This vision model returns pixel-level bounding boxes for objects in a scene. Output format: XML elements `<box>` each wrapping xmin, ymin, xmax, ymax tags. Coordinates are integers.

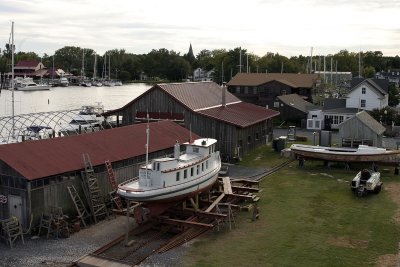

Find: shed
<box><xmin>276</xmin><ymin>93</ymin><xmax>318</xmax><ymax>123</ymax></box>
<box><xmin>0</xmin><ymin>121</ymin><xmax>198</xmax><ymax>227</ymax></box>
<box><xmin>338</xmin><ymin>111</ymin><xmax>385</xmax><ymax>147</ymax></box>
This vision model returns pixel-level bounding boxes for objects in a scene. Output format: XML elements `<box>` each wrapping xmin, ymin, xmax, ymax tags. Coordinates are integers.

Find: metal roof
<box><xmin>277</xmin><ymin>94</ymin><xmax>317</xmax><ymax>113</ymax></box>
<box><xmin>198</xmin><ymin>102</ymin><xmax>280</xmax><ymax>128</ymax></box>
<box><xmin>0</xmin><ymin>121</ymin><xmax>198</xmax><ymax>181</ymax></box>
<box><xmin>157</xmin><ymin>82</ymin><xmax>241</xmax><ymax>111</ymax></box>
<box><xmin>227</xmin><ymin>73</ymin><xmax>318</xmax><ymax>88</ymax></box>
<box><xmin>338</xmin><ymin>110</ymin><xmax>385</xmax><ymax>134</ymax></box>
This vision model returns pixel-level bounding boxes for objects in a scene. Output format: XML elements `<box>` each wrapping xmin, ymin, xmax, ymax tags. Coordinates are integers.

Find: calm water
<box><xmin>0</xmin><ymin>83</ymin><xmax>151</xmax><ymax>117</ymax></box>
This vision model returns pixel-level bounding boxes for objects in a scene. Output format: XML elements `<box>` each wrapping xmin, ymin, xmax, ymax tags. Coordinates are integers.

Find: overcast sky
<box><xmin>0</xmin><ymin>0</ymin><xmax>399</xmax><ymax>57</ymax></box>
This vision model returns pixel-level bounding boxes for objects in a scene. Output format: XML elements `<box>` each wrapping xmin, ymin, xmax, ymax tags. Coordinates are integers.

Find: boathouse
<box><xmin>0</xmin><ymin>121</ymin><xmax>198</xmax><ymax>227</ymax></box>
<box><xmin>338</xmin><ymin>111</ymin><xmax>385</xmax><ymax>147</ymax></box>
<box><xmin>226</xmin><ymin>73</ymin><xmax>319</xmax><ymax>108</ymax></box>
<box><xmin>103</xmin><ymin>81</ymin><xmax>280</xmax><ymax>161</ymax></box>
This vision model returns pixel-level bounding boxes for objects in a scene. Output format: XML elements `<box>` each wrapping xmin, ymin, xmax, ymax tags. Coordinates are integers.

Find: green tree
<box><xmin>388</xmin><ymin>84</ymin><xmax>399</xmax><ymax>107</ymax></box>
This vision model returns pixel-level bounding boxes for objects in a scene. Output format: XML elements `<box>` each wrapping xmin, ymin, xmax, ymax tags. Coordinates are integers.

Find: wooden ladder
<box><xmin>67</xmin><ymin>185</ymin><xmax>89</xmax><ymax>228</ymax></box>
<box><xmin>81</xmin><ymin>153</ymin><xmax>108</xmax><ymax>224</ymax></box>
<box><xmin>105</xmin><ymin>160</ymin><xmax>123</xmax><ymax>210</ymax></box>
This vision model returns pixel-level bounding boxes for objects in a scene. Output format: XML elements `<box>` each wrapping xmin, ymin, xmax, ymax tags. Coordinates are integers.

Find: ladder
<box><xmin>81</xmin><ymin>153</ymin><xmax>108</xmax><ymax>223</ymax></box>
<box><xmin>67</xmin><ymin>185</ymin><xmax>89</xmax><ymax>228</ymax></box>
<box><xmin>105</xmin><ymin>160</ymin><xmax>123</xmax><ymax>210</ymax></box>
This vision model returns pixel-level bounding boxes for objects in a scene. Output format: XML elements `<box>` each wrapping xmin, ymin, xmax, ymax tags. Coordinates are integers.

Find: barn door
<box><xmin>8</xmin><ymin>195</ymin><xmax>23</xmax><ymax>223</ymax></box>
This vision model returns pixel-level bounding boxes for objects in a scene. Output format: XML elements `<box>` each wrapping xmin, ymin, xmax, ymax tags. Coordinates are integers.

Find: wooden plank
<box><xmin>159</xmin><ymin>217</ymin><xmax>214</xmax><ymax>228</ymax></box>
<box><xmin>231</xmin><ymin>185</ymin><xmax>260</xmax><ymax>193</ymax></box>
<box><xmin>222</xmin><ymin>177</ymin><xmax>233</xmax><ymax>195</ymax></box>
<box><xmin>76</xmin><ymin>253</ymin><xmax>131</xmax><ymax>267</ymax></box>
<box><xmin>205</xmin><ymin>193</ymin><xmax>225</xmax><ymax>213</ymax></box>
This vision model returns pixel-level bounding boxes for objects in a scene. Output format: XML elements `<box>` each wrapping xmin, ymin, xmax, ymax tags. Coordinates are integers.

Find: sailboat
<box><xmin>79</xmin><ymin>49</ymin><xmax>91</xmax><ymax>87</ymax></box>
<box><xmin>92</xmin><ymin>53</ymin><xmax>102</xmax><ymax>87</ymax></box>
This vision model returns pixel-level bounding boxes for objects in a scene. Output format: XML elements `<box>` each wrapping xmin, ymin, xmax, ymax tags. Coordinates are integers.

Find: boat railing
<box><xmin>119</xmin><ymin>176</ymin><xmax>139</xmax><ymax>186</ymax></box>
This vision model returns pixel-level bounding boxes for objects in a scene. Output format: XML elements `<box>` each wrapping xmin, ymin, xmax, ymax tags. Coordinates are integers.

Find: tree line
<box><xmin>0</xmin><ymin>45</ymin><xmax>399</xmax><ymax>83</ymax></box>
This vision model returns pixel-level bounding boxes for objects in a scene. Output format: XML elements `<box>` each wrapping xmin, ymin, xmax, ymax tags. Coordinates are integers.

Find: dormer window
<box><xmin>362</xmin><ymin>87</ymin><xmax>366</xmax><ymax>94</ymax></box>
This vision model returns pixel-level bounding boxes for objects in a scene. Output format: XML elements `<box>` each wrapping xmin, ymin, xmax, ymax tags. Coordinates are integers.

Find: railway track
<box><xmin>74</xmin><ymin>161</ymin><xmax>293</xmax><ymax>267</ymax></box>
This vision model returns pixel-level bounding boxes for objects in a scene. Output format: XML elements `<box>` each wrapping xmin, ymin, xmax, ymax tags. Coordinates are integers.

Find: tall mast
<box><xmin>81</xmin><ymin>48</ymin><xmax>85</xmax><ymax>80</ymax></box>
<box><xmin>108</xmin><ymin>54</ymin><xmax>111</xmax><ymax>80</ymax></box>
<box><xmin>145</xmin><ymin>114</ymin><xmax>150</xmax><ymax>186</ymax></box>
<box><xmin>309</xmin><ymin>47</ymin><xmax>313</xmax><ymax>73</ymax></box>
<box><xmin>93</xmin><ymin>53</ymin><xmax>96</xmax><ymax>80</ymax></box>
<box><xmin>11</xmin><ymin>21</ymin><xmax>15</xmax><ymax>139</ymax></box>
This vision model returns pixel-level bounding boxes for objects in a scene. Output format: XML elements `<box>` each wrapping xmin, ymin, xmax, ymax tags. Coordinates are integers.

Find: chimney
<box><xmin>174</xmin><ymin>140</ymin><xmax>180</xmax><ymax>159</ymax></box>
<box><xmin>221</xmin><ymin>82</ymin><xmax>226</xmax><ymax>107</ymax></box>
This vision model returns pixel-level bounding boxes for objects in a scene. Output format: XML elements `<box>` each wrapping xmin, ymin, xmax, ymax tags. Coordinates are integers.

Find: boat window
<box><xmin>184</xmin><ymin>169</ymin><xmax>187</xmax><ymax>179</ymax></box>
<box><xmin>176</xmin><ymin>172</ymin><xmax>180</xmax><ymax>181</ymax></box>
<box><xmin>191</xmin><ymin>167</ymin><xmax>194</xmax><ymax>177</ymax></box>
<box><xmin>209</xmin><ymin>147</ymin><xmax>211</xmax><ymax>154</ymax></box>
<box><xmin>202</xmin><ymin>163</ymin><xmax>204</xmax><ymax>172</ymax></box>
<box><xmin>197</xmin><ymin>165</ymin><xmax>200</xmax><ymax>175</ymax></box>
<box><xmin>193</xmin><ymin>147</ymin><xmax>199</xmax><ymax>153</ymax></box>
<box><xmin>206</xmin><ymin>160</ymin><xmax>209</xmax><ymax>169</ymax></box>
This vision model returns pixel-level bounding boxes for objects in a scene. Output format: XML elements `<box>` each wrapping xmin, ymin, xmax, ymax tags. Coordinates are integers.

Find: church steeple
<box><xmin>188</xmin><ymin>43</ymin><xmax>194</xmax><ymax>60</ymax></box>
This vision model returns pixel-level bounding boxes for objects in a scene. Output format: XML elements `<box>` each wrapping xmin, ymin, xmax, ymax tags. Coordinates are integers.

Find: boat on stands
<box><xmin>59</xmin><ymin>104</ymin><xmax>105</xmax><ymax>135</ymax></box>
<box><xmin>118</xmin><ymin>138</ymin><xmax>221</xmax><ymax>202</ymax></box>
<box><xmin>16</xmin><ymin>77</ymin><xmax>50</xmax><ymax>91</ymax></box>
<box><xmin>289</xmin><ymin>144</ymin><xmax>400</xmax><ymax>163</ymax></box>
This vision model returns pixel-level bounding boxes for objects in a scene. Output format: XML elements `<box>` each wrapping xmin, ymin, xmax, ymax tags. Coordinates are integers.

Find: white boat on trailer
<box><xmin>118</xmin><ymin>138</ymin><xmax>221</xmax><ymax>202</ymax></box>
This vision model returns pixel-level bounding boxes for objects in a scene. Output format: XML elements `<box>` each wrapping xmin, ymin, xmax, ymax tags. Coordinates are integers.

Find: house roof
<box><xmin>197</xmin><ymin>102</ymin><xmax>280</xmax><ymax>128</ymax></box>
<box><xmin>0</xmin><ymin>121</ymin><xmax>198</xmax><ymax>181</ymax></box>
<box><xmin>15</xmin><ymin>60</ymin><xmax>41</xmax><ymax>68</ymax></box>
<box><xmin>277</xmin><ymin>94</ymin><xmax>317</xmax><ymax>113</ymax></box>
<box><xmin>323</xmin><ymin>98</ymin><xmax>346</xmax><ymax>110</ymax></box>
<box><xmin>350</xmin><ymin>78</ymin><xmax>388</xmax><ymax>95</ymax></box>
<box><xmin>338</xmin><ymin>110</ymin><xmax>385</xmax><ymax>134</ymax></box>
<box><xmin>227</xmin><ymin>73</ymin><xmax>318</xmax><ymax>88</ymax></box>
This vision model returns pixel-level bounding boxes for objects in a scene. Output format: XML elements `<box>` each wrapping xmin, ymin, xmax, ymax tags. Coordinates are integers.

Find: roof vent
<box><xmin>201</xmin><ymin>140</ymin><xmax>206</xmax><ymax>145</ymax></box>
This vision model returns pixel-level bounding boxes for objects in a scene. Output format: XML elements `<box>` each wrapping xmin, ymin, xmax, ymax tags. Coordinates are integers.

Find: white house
<box><xmin>345</xmin><ymin>79</ymin><xmax>388</xmax><ymax>111</ymax></box>
<box><xmin>193</xmin><ymin>68</ymin><xmax>213</xmax><ymax>82</ymax></box>
<box><xmin>307</xmin><ymin>78</ymin><xmax>388</xmax><ymax>130</ymax></box>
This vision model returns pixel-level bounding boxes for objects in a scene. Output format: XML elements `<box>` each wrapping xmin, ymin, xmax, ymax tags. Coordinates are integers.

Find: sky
<box><xmin>0</xmin><ymin>0</ymin><xmax>399</xmax><ymax>58</ymax></box>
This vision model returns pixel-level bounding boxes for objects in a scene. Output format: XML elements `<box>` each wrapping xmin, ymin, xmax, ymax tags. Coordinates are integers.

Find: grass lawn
<box><xmin>183</xmin><ymin>144</ymin><xmax>400</xmax><ymax>267</ymax></box>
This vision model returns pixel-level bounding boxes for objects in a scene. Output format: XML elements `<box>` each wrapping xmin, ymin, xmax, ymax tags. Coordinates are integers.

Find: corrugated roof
<box><xmin>158</xmin><ymin>82</ymin><xmax>241</xmax><ymax>111</ymax></box>
<box><xmin>0</xmin><ymin>121</ymin><xmax>198</xmax><ymax>181</ymax></box>
<box><xmin>227</xmin><ymin>73</ymin><xmax>318</xmax><ymax>88</ymax></box>
<box><xmin>277</xmin><ymin>94</ymin><xmax>317</xmax><ymax>113</ymax></box>
<box><xmin>197</xmin><ymin>102</ymin><xmax>280</xmax><ymax>128</ymax></box>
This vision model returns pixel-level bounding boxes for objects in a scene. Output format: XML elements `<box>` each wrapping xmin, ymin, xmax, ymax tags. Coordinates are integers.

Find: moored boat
<box><xmin>59</xmin><ymin>104</ymin><xmax>105</xmax><ymax>135</ymax></box>
<box><xmin>16</xmin><ymin>77</ymin><xmax>50</xmax><ymax>91</ymax></box>
<box><xmin>289</xmin><ymin>144</ymin><xmax>400</xmax><ymax>163</ymax></box>
<box><xmin>118</xmin><ymin>138</ymin><xmax>221</xmax><ymax>202</ymax></box>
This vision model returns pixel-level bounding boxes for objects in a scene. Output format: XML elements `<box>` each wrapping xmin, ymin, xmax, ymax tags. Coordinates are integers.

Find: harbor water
<box><xmin>0</xmin><ymin>83</ymin><xmax>151</xmax><ymax>117</ymax></box>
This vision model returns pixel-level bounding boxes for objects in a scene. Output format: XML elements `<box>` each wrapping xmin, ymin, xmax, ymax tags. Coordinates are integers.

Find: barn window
<box><xmin>247</xmin><ymin>135</ymin><xmax>252</xmax><ymax>144</ymax></box>
<box><xmin>281</xmin><ymin>90</ymin><xmax>287</xmax><ymax>95</ymax></box>
<box><xmin>274</xmin><ymin>102</ymin><xmax>280</xmax><ymax>108</ymax></box>
<box><xmin>236</xmin><ymin>86</ymin><xmax>240</xmax><ymax>94</ymax></box>
<box><xmin>238</xmin><ymin>139</ymin><xmax>243</xmax><ymax>147</ymax></box>
<box><xmin>362</xmin><ymin>87</ymin><xmax>366</xmax><ymax>94</ymax></box>
<box><xmin>244</xmin><ymin>86</ymin><xmax>249</xmax><ymax>94</ymax></box>
<box><xmin>361</xmin><ymin>99</ymin><xmax>366</xmax><ymax>107</ymax></box>
<box><xmin>253</xmin><ymin>87</ymin><xmax>257</xmax><ymax>94</ymax></box>
<box><xmin>255</xmin><ymin>133</ymin><xmax>259</xmax><ymax>140</ymax></box>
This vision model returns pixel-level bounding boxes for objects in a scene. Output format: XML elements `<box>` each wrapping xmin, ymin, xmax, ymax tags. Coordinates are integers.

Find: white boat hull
<box><xmin>18</xmin><ymin>85</ymin><xmax>51</xmax><ymax>91</ymax></box>
<box><xmin>118</xmin><ymin>166</ymin><xmax>220</xmax><ymax>202</ymax></box>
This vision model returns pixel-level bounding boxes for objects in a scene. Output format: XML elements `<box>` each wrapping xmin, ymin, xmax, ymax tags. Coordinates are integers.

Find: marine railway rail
<box><xmin>73</xmin><ymin>160</ymin><xmax>294</xmax><ymax>267</ymax></box>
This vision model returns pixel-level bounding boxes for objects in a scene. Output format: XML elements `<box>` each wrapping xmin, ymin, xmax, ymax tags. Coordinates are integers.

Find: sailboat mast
<box><xmin>108</xmin><ymin>54</ymin><xmax>111</xmax><ymax>80</ymax></box>
<box><xmin>81</xmin><ymin>48</ymin><xmax>85</xmax><ymax>79</ymax></box>
<box><xmin>93</xmin><ymin>53</ymin><xmax>96</xmax><ymax>81</ymax></box>
<box><xmin>145</xmin><ymin>114</ymin><xmax>150</xmax><ymax>186</ymax></box>
<box><xmin>11</xmin><ymin>21</ymin><xmax>15</xmax><ymax>139</ymax></box>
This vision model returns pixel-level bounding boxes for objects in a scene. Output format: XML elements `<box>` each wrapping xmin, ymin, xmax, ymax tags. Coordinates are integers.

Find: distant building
<box><xmin>375</xmin><ymin>70</ymin><xmax>400</xmax><ymax>87</ymax></box>
<box><xmin>227</xmin><ymin>73</ymin><xmax>319</xmax><ymax>109</ymax></box>
<box><xmin>314</xmin><ymin>71</ymin><xmax>352</xmax><ymax>86</ymax></box>
<box><xmin>276</xmin><ymin>94</ymin><xmax>317</xmax><ymax>124</ymax></box>
<box><xmin>193</xmin><ymin>68</ymin><xmax>213</xmax><ymax>81</ymax></box>
<box><xmin>13</xmin><ymin>60</ymin><xmax>46</xmax><ymax>77</ymax></box>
